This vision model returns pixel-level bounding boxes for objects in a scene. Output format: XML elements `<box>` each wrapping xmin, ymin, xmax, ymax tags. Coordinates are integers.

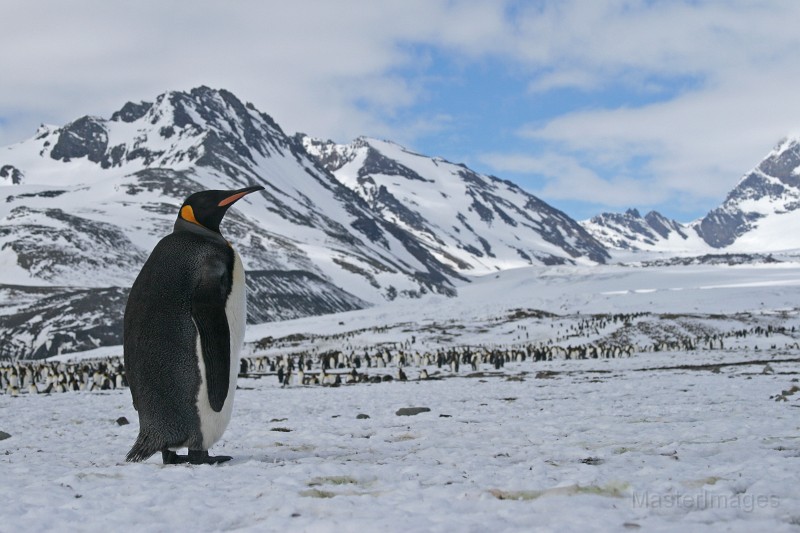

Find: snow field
<box><xmin>2</xmin><ymin>350</ymin><xmax>800</xmax><ymax>532</ymax></box>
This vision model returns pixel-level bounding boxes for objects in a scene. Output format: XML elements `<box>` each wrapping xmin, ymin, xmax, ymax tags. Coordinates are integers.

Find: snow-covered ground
<box><xmin>240</xmin><ymin>260</ymin><xmax>800</xmax><ymax>358</ymax></box>
<box><xmin>4</xmin><ymin>261</ymin><xmax>800</xmax><ymax>531</ymax></box>
<box><xmin>2</xmin><ymin>350</ymin><xmax>800</xmax><ymax>532</ymax></box>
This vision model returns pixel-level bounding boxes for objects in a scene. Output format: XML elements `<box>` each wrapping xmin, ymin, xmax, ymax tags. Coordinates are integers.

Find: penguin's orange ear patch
<box><xmin>181</xmin><ymin>205</ymin><xmax>201</xmax><ymax>226</ymax></box>
<box><xmin>218</xmin><ymin>191</ymin><xmax>249</xmax><ymax>207</ymax></box>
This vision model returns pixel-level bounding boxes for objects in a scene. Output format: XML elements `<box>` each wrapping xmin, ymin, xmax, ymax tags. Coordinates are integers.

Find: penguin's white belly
<box><xmin>194</xmin><ymin>250</ymin><xmax>247</xmax><ymax>449</ymax></box>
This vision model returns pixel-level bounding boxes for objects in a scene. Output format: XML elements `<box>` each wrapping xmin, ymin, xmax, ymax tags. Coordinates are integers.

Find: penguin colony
<box><xmin>0</xmin><ymin>358</ymin><xmax>126</xmax><ymax>396</ymax></box>
<box><xmin>3</xmin><ymin>321</ymin><xmax>795</xmax><ymax>397</ymax></box>
<box><xmin>123</xmin><ymin>186</ymin><xmax>264</xmax><ymax>465</ymax></box>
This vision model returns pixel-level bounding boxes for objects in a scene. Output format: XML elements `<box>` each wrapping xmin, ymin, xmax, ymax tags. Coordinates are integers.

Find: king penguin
<box><xmin>124</xmin><ymin>185</ymin><xmax>264</xmax><ymax>465</ymax></box>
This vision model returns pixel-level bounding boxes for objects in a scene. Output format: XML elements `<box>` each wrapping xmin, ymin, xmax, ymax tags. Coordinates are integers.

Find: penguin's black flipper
<box><xmin>191</xmin><ymin>260</ymin><xmax>232</xmax><ymax>413</ymax></box>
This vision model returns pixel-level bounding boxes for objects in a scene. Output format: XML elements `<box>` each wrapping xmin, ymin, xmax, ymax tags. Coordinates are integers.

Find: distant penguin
<box><xmin>124</xmin><ymin>185</ymin><xmax>264</xmax><ymax>465</ymax></box>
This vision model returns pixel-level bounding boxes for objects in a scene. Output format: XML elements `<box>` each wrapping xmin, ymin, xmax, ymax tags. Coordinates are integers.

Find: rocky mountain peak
<box><xmin>5</xmin><ymin>86</ymin><xmax>516</xmax><ymax>357</ymax></box>
<box><xmin>759</xmin><ymin>136</ymin><xmax>800</xmax><ymax>187</ymax></box>
<box><xmin>110</xmin><ymin>101</ymin><xmax>153</xmax><ymax>123</ymax></box>
<box><xmin>695</xmin><ymin>135</ymin><xmax>800</xmax><ymax>248</ymax></box>
<box><xmin>49</xmin><ymin>115</ymin><xmax>109</xmax><ymax>164</ymax></box>
<box><xmin>299</xmin><ymin>135</ymin><xmax>361</xmax><ymax>172</ymax></box>
<box><xmin>302</xmin><ymin>135</ymin><xmax>610</xmax><ymax>270</ymax></box>
<box><xmin>31</xmin><ymin>87</ymin><xmax>301</xmax><ymax>177</ymax></box>
<box><xmin>644</xmin><ymin>210</ymin><xmax>688</xmax><ymax>240</ymax></box>
<box><xmin>582</xmin><ymin>208</ymin><xmax>693</xmax><ymax>251</ymax></box>
<box><xmin>582</xmin><ymin>134</ymin><xmax>800</xmax><ymax>252</ymax></box>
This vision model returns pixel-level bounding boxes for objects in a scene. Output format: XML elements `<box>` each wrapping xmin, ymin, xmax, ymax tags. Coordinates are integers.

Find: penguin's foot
<box><xmin>188</xmin><ymin>449</ymin><xmax>232</xmax><ymax>465</ymax></box>
<box><xmin>161</xmin><ymin>450</ymin><xmax>190</xmax><ymax>465</ymax></box>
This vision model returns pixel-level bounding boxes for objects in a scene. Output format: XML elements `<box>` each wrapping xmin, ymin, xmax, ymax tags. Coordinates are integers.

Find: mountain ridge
<box><xmin>2</xmin><ymin>85</ymin><xmax>799</xmax><ymax>360</ymax></box>
<box><xmin>582</xmin><ymin>135</ymin><xmax>800</xmax><ymax>253</ymax></box>
<box><xmin>0</xmin><ymin>86</ymin><xmax>611</xmax><ymax>359</ymax></box>
<box><xmin>301</xmin><ymin>135</ymin><xmax>610</xmax><ymax>271</ymax></box>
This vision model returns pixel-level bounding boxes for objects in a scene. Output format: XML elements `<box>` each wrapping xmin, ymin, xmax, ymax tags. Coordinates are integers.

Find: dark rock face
<box><xmin>296</xmin><ymin>135</ymin><xmax>356</xmax><ymax>172</ymax></box>
<box><xmin>0</xmin><ymin>165</ymin><xmax>23</xmax><ymax>184</ymax></box>
<box><xmin>694</xmin><ymin>208</ymin><xmax>759</xmax><ymax>248</ymax></box>
<box><xmin>245</xmin><ymin>270</ymin><xmax>367</xmax><ymax>323</ymax></box>
<box><xmin>4</xmin><ymin>190</ymin><xmax>66</xmax><ymax>203</ymax></box>
<box><xmin>0</xmin><ymin>285</ymin><xmax>128</xmax><ymax>359</ymax></box>
<box><xmin>172</xmin><ymin>87</ymin><xmax>288</xmax><ymax>171</ymax></box>
<box><xmin>694</xmin><ymin>137</ymin><xmax>800</xmax><ymax>248</ymax></box>
<box><xmin>50</xmin><ymin>116</ymin><xmax>109</xmax><ymax>164</ymax></box>
<box><xmin>359</xmin><ymin>146</ymin><xmax>431</xmax><ymax>183</ymax></box>
<box><xmin>645</xmin><ymin>211</ymin><xmax>688</xmax><ymax>240</ymax></box>
<box><xmin>586</xmin><ymin>209</ymin><xmax>692</xmax><ymax>250</ymax></box>
<box><xmin>371</xmin><ymin>184</ymin><xmax>429</xmax><ymax>232</ymax></box>
<box><xmin>123</xmin><ymin>169</ymin><xmax>203</xmax><ymax>199</ymax></box>
<box><xmin>111</xmin><ymin>101</ymin><xmax>153</xmax><ymax>123</ymax></box>
<box><xmin>592</xmin><ymin>210</ymin><xmax>658</xmax><ymax>248</ymax></box>
<box><xmin>758</xmin><ymin>141</ymin><xmax>800</xmax><ymax>187</ymax></box>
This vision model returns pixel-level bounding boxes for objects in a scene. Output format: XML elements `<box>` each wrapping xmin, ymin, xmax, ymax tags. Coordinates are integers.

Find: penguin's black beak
<box><xmin>218</xmin><ymin>185</ymin><xmax>266</xmax><ymax>207</ymax></box>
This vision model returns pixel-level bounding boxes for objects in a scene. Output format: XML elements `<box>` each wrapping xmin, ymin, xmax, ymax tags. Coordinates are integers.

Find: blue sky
<box><xmin>2</xmin><ymin>0</ymin><xmax>800</xmax><ymax>221</ymax></box>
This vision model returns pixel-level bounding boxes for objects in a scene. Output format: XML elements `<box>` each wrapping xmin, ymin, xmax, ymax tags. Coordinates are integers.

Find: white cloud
<box><xmin>518</xmin><ymin>65</ymin><xmax>800</xmax><ymax>204</ymax></box>
<box><xmin>484</xmin><ymin>1</ymin><xmax>800</xmax><ymax>215</ymax></box>
<box><xmin>3</xmin><ymin>0</ymin><xmax>800</xmax><ymax>219</ymax></box>
<box><xmin>480</xmin><ymin>151</ymin><xmax>660</xmax><ymax>209</ymax></box>
<box><xmin>0</xmin><ymin>0</ymin><xmax>506</xmax><ymax>145</ymax></box>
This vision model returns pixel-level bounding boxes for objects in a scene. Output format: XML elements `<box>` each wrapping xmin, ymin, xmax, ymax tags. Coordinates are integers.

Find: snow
<box><xmin>0</xmin><ymin>98</ymin><xmax>439</xmax><ymax>302</ymax></box>
<box><xmin>3</xmin><ymin>351</ymin><xmax>800</xmax><ymax>532</ymax></box>
<box><xmin>0</xmin><ymin>246</ymin><xmax>40</xmax><ymax>285</ymax></box>
<box><xmin>581</xmin><ymin>213</ymin><xmax>711</xmax><ymax>255</ymax></box>
<box><xmin>325</xmin><ymin>136</ymin><xmax>600</xmax><ymax>274</ymax></box>
<box><xmin>4</xmin><ymin>261</ymin><xmax>800</xmax><ymax>531</ymax></box>
<box><xmin>242</xmin><ymin>261</ymin><xmax>800</xmax><ymax>352</ymax></box>
<box><xmin>5</xmin><ymin>89</ymin><xmax>800</xmax><ymax>530</ymax></box>
<box><xmin>728</xmin><ymin>210</ymin><xmax>800</xmax><ymax>253</ymax></box>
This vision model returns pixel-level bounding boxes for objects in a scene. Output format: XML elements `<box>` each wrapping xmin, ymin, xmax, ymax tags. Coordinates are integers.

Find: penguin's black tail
<box><xmin>125</xmin><ymin>431</ymin><xmax>163</xmax><ymax>463</ymax></box>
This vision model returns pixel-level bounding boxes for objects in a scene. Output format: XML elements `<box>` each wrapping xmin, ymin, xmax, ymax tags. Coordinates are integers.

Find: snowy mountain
<box><xmin>696</xmin><ymin>135</ymin><xmax>800</xmax><ymax>251</ymax></box>
<box><xmin>583</xmin><ymin>209</ymin><xmax>708</xmax><ymax>253</ymax></box>
<box><xmin>301</xmin><ymin>136</ymin><xmax>609</xmax><ymax>272</ymax></box>
<box><xmin>7</xmin><ymin>86</ymin><xmax>795</xmax><ymax>360</ymax></box>
<box><xmin>0</xmin><ymin>86</ymin><xmax>609</xmax><ymax>359</ymax></box>
<box><xmin>584</xmin><ymin>136</ymin><xmax>800</xmax><ymax>253</ymax></box>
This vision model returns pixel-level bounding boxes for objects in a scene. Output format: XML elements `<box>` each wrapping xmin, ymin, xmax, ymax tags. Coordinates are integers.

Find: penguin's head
<box><xmin>177</xmin><ymin>185</ymin><xmax>265</xmax><ymax>233</ymax></box>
